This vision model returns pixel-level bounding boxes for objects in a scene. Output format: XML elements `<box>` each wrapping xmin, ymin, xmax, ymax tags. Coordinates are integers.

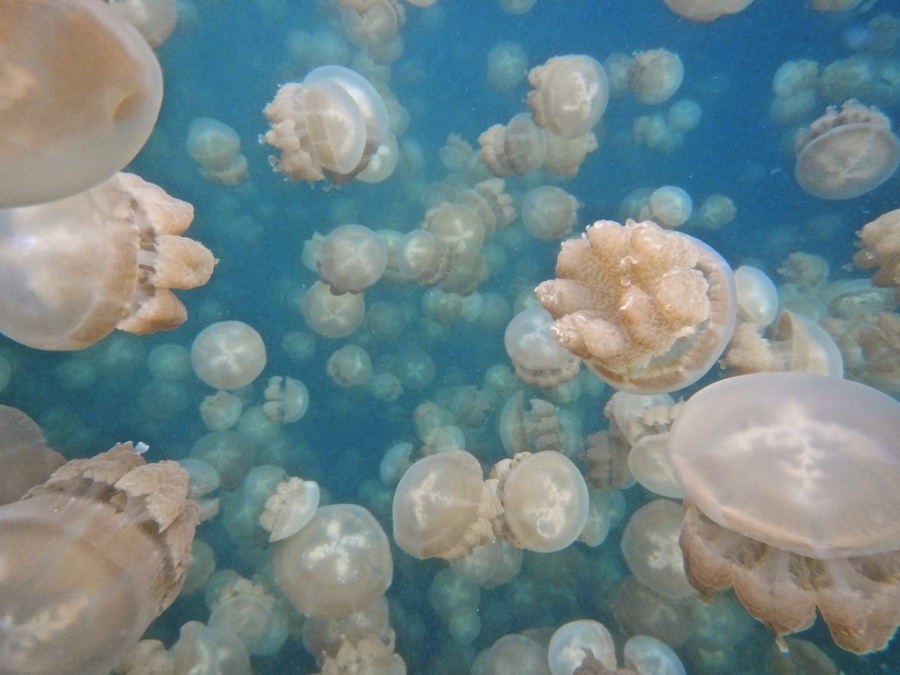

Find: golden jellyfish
<box><xmin>503</xmin><ymin>307</ymin><xmax>582</xmax><ymax>388</ymax></box>
<box><xmin>853</xmin><ymin>208</ymin><xmax>900</xmax><ymax>293</ymax></box>
<box><xmin>186</xmin><ymin>117</ymin><xmax>249</xmax><ymax>187</ymax></box>
<box><xmin>665</xmin><ymin>99</ymin><xmax>702</xmax><ymax>133</ymax></box>
<box><xmin>794</xmin><ymin>100</ymin><xmax>900</xmax><ymax>200</ymax></box>
<box><xmin>663</xmin><ymin>0</ymin><xmax>754</xmax><ymax>22</ymax></box>
<box><xmin>535</xmin><ymin>219</ymin><xmax>737</xmax><ymax>394</ymax></box>
<box><xmin>621</xmin><ymin>500</ymin><xmax>698</xmax><ymax>600</ymax></box>
<box><xmin>262</xmin><ymin>65</ymin><xmax>389</xmax><ymax>184</ymax></box>
<box><xmin>262</xmin><ymin>376</ymin><xmax>309</xmax><ymax>423</ymax></box>
<box><xmin>640</xmin><ymin>185</ymin><xmax>693</xmax><ymax>229</ymax></box>
<box><xmin>0</xmin><ymin>406</ymin><xmax>64</xmax><ymax>505</ymax></box>
<box><xmin>526</xmin><ymin>55</ymin><xmax>609</xmax><ymax>139</ymax></box>
<box><xmin>547</xmin><ymin>619</ymin><xmax>617</xmax><ymax>674</ymax></box>
<box><xmin>392</xmin><ymin>450</ymin><xmax>502</xmax><ymax>560</ymax></box>
<box><xmin>301</xmin><ymin>280</ymin><xmax>366</xmax><ymax>338</ymax></box>
<box><xmin>107</xmin><ymin>0</ymin><xmax>179</xmax><ymax>48</ymax></box>
<box><xmin>396</xmin><ymin>229</ymin><xmax>451</xmax><ymax>285</ymax></box>
<box><xmin>190</xmin><ymin>321</ymin><xmax>267</xmax><ymax>390</ymax></box>
<box><xmin>316</xmin><ymin>224</ymin><xmax>388</xmax><ymax>294</ymax></box>
<box><xmin>0</xmin><ymin>172</ymin><xmax>214</xmax><ymax>351</ymax></box>
<box><xmin>0</xmin><ymin>442</ymin><xmax>198</xmax><ymax>675</ymax></box>
<box><xmin>0</xmin><ymin>0</ymin><xmax>163</xmax><ymax>208</ymax></box>
<box><xmin>478</xmin><ymin>113</ymin><xmax>547</xmax><ymax>177</ymax></box>
<box><xmin>542</xmin><ymin>129</ymin><xmax>600</xmax><ymax>176</ymax></box>
<box><xmin>499</xmin><ymin>0</ymin><xmax>537</xmax><ymax>15</ymax></box>
<box><xmin>273</xmin><ymin>504</ymin><xmax>393</xmax><ymax>619</ymax></box>
<box><xmin>490</xmin><ymin>451</ymin><xmax>589</xmax><ymax>553</ymax></box>
<box><xmin>694</xmin><ymin>194</ymin><xmax>736</xmax><ymax>230</ymax></box>
<box><xmin>669</xmin><ymin>373</ymin><xmax>900</xmax><ymax>653</ymax></box>
<box><xmin>486</xmin><ymin>41</ymin><xmax>528</xmax><ymax>93</ymax></box>
<box><xmin>630</xmin><ymin>49</ymin><xmax>684</xmax><ymax>106</ymax></box>
<box><xmin>521</xmin><ymin>185</ymin><xmax>581</xmax><ymax>241</ymax></box>
<box><xmin>326</xmin><ymin>344</ymin><xmax>373</xmax><ymax>387</ymax></box>
<box><xmin>734</xmin><ymin>265</ymin><xmax>778</xmax><ymax>326</ymax></box>
<box><xmin>422</xmin><ymin>202</ymin><xmax>485</xmax><ymax>263</ymax></box>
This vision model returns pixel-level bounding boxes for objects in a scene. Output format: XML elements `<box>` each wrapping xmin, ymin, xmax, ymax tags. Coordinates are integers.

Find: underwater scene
<box><xmin>2</xmin><ymin>0</ymin><xmax>900</xmax><ymax>673</ymax></box>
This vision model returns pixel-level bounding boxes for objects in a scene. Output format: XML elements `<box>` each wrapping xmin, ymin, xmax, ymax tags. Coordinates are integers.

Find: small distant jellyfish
<box><xmin>630</xmin><ymin>49</ymin><xmax>684</xmax><ymax>105</ymax></box>
<box><xmin>663</xmin><ymin>0</ymin><xmax>754</xmax><ymax>22</ymax></box>
<box><xmin>640</xmin><ymin>185</ymin><xmax>693</xmax><ymax>229</ymax></box>
<box><xmin>191</xmin><ymin>321</ymin><xmax>267</xmax><ymax>390</ymax></box>
<box><xmin>504</xmin><ymin>307</ymin><xmax>582</xmax><ymax>388</ymax></box>
<box><xmin>487</xmin><ymin>41</ymin><xmax>528</xmax><ymax>92</ymax></box>
<box><xmin>262</xmin><ymin>376</ymin><xmax>309</xmax><ymax>423</ymax></box>
<box><xmin>527</xmin><ymin>55</ymin><xmax>609</xmax><ymax>139</ymax></box>
<box><xmin>521</xmin><ymin>186</ymin><xmax>581</xmax><ymax>241</ymax></box>
<box><xmin>315</xmin><ymin>224</ymin><xmax>388</xmax><ymax>294</ymax></box>
<box><xmin>259</xmin><ymin>476</ymin><xmax>320</xmax><ymax>542</ymax></box>
<box><xmin>187</xmin><ymin>117</ymin><xmax>249</xmax><ymax>186</ymax></box>
<box><xmin>301</xmin><ymin>281</ymin><xmax>366</xmax><ymax>338</ymax></box>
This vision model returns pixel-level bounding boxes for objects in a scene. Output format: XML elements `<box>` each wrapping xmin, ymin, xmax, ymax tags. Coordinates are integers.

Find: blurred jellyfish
<box><xmin>522</xmin><ymin>186</ymin><xmax>581</xmax><ymax>241</ymax></box>
<box><xmin>670</xmin><ymin>373</ymin><xmax>900</xmax><ymax>653</ymax></box>
<box><xmin>535</xmin><ymin>218</ymin><xmax>737</xmax><ymax>393</ymax></box>
<box><xmin>108</xmin><ymin>0</ymin><xmax>179</xmax><ymax>48</ymax></box>
<box><xmin>663</xmin><ymin>0</ymin><xmax>753</xmax><ymax>22</ymax></box>
<box><xmin>0</xmin><ymin>442</ymin><xmax>198</xmax><ymax>675</ymax></box>
<box><xmin>794</xmin><ymin>100</ymin><xmax>900</xmax><ymax>200</ymax></box>
<box><xmin>316</xmin><ymin>224</ymin><xmax>388</xmax><ymax>294</ymax></box>
<box><xmin>487</xmin><ymin>41</ymin><xmax>528</xmax><ymax>92</ymax></box>
<box><xmin>0</xmin><ymin>405</ymin><xmax>65</xmax><ymax>505</ymax></box>
<box><xmin>302</xmin><ymin>280</ymin><xmax>366</xmax><ymax>338</ymax></box>
<box><xmin>187</xmin><ymin>117</ymin><xmax>249</xmax><ymax>186</ymax></box>
<box><xmin>0</xmin><ymin>172</ymin><xmax>215</xmax><ymax>350</ymax></box>
<box><xmin>630</xmin><ymin>49</ymin><xmax>684</xmax><ymax>105</ymax></box>
<box><xmin>191</xmin><ymin>321</ymin><xmax>267</xmax><ymax>390</ymax></box>
<box><xmin>262</xmin><ymin>376</ymin><xmax>309</xmax><ymax>423</ymax></box>
<box><xmin>0</xmin><ymin>0</ymin><xmax>163</xmax><ymax>207</ymax></box>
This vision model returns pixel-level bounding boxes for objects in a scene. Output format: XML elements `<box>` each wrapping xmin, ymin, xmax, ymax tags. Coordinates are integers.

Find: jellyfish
<box><xmin>186</xmin><ymin>117</ymin><xmax>249</xmax><ymax>186</ymax></box>
<box><xmin>526</xmin><ymin>55</ymin><xmax>609</xmax><ymax>139</ymax></box>
<box><xmin>490</xmin><ymin>451</ymin><xmax>589</xmax><ymax>553</ymax></box>
<box><xmin>663</xmin><ymin>0</ymin><xmax>754</xmax><ymax>22</ymax></box>
<box><xmin>273</xmin><ymin>504</ymin><xmax>393</xmax><ymax>619</ymax></box>
<box><xmin>639</xmin><ymin>186</ymin><xmax>693</xmax><ymax>229</ymax></box>
<box><xmin>503</xmin><ymin>306</ymin><xmax>582</xmax><ymax>388</ymax></box>
<box><xmin>794</xmin><ymin>100</ymin><xmax>900</xmax><ymax>200</ymax></box>
<box><xmin>668</xmin><ymin>372</ymin><xmax>900</xmax><ymax>653</ymax></box>
<box><xmin>0</xmin><ymin>442</ymin><xmax>198</xmax><ymax>675</ymax></box>
<box><xmin>478</xmin><ymin>113</ymin><xmax>547</xmax><ymax>177</ymax></box>
<box><xmin>853</xmin><ymin>208</ymin><xmax>900</xmax><ymax>294</ymax></box>
<box><xmin>0</xmin><ymin>0</ymin><xmax>163</xmax><ymax>207</ymax></box>
<box><xmin>0</xmin><ymin>405</ymin><xmax>64</xmax><ymax>505</ymax></box>
<box><xmin>392</xmin><ymin>450</ymin><xmax>502</xmax><ymax>560</ymax></box>
<box><xmin>315</xmin><ymin>224</ymin><xmax>388</xmax><ymax>294</ymax></box>
<box><xmin>107</xmin><ymin>0</ymin><xmax>179</xmax><ymax>48</ymax></box>
<box><xmin>535</xmin><ymin>218</ymin><xmax>737</xmax><ymax>394</ymax></box>
<box><xmin>262</xmin><ymin>65</ymin><xmax>389</xmax><ymax>184</ymax></box>
<box><xmin>630</xmin><ymin>49</ymin><xmax>684</xmax><ymax>105</ymax></box>
<box><xmin>521</xmin><ymin>186</ymin><xmax>581</xmax><ymax>241</ymax></box>
<box><xmin>486</xmin><ymin>41</ymin><xmax>528</xmax><ymax>93</ymax></box>
<box><xmin>191</xmin><ymin>321</ymin><xmax>267</xmax><ymax>390</ymax></box>
<box><xmin>301</xmin><ymin>281</ymin><xmax>366</xmax><ymax>338</ymax></box>
<box><xmin>0</xmin><ymin>172</ymin><xmax>215</xmax><ymax>350</ymax></box>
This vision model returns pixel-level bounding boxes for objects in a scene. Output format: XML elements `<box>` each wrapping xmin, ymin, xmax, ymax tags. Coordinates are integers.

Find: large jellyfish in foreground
<box><xmin>535</xmin><ymin>218</ymin><xmax>736</xmax><ymax>393</ymax></box>
<box><xmin>0</xmin><ymin>441</ymin><xmax>199</xmax><ymax>675</ymax></box>
<box><xmin>668</xmin><ymin>372</ymin><xmax>900</xmax><ymax>653</ymax></box>
<box><xmin>0</xmin><ymin>0</ymin><xmax>163</xmax><ymax>207</ymax></box>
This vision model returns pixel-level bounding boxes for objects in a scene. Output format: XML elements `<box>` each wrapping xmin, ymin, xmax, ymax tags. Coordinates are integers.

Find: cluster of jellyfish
<box><xmin>2</xmin><ymin>0</ymin><xmax>900</xmax><ymax>674</ymax></box>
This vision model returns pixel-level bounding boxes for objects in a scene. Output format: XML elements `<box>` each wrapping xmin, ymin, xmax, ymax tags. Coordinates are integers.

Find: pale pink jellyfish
<box><xmin>1</xmin><ymin>0</ymin><xmax>163</xmax><ymax>207</ymax></box>
<box><xmin>191</xmin><ymin>321</ymin><xmax>267</xmax><ymax>390</ymax></box>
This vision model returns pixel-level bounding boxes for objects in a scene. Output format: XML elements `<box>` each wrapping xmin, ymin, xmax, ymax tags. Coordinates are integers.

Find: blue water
<box><xmin>3</xmin><ymin>0</ymin><xmax>899</xmax><ymax>673</ymax></box>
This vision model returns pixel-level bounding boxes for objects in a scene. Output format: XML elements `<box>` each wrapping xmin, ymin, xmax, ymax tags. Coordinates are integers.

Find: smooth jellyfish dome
<box><xmin>0</xmin><ymin>443</ymin><xmax>198</xmax><ymax>675</ymax></box>
<box><xmin>272</xmin><ymin>504</ymin><xmax>393</xmax><ymax>619</ymax></box>
<box><xmin>663</xmin><ymin>0</ymin><xmax>754</xmax><ymax>22</ymax></box>
<box><xmin>0</xmin><ymin>405</ymin><xmax>65</xmax><ymax>505</ymax></box>
<box><xmin>795</xmin><ymin>100</ymin><xmax>900</xmax><ymax>200</ymax></box>
<box><xmin>191</xmin><ymin>321</ymin><xmax>267</xmax><ymax>390</ymax></box>
<box><xmin>621</xmin><ymin>499</ymin><xmax>698</xmax><ymax>599</ymax></box>
<box><xmin>522</xmin><ymin>186</ymin><xmax>581</xmax><ymax>241</ymax></box>
<box><xmin>547</xmin><ymin>619</ymin><xmax>616</xmax><ymax>675</ymax></box>
<box><xmin>497</xmin><ymin>451</ymin><xmax>589</xmax><ymax>552</ymax></box>
<box><xmin>504</xmin><ymin>307</ymin><xmax>581</xmax><ymax>388</ymax></box>
<box><xmin>0</xmin><ymin>0</ymin><xmax>163</xmax><ymax>207</ymax></box>
<box><xmin>0</xmin><ymin>173</ymin><xmax>214</xmax><ymax>351</ymax></box>
<box><xmin>317</xmin><ymin>224</ymin><xmax>388</xmax><ymax>294</ymax></box>
<box><xmin>622</xmin><ymin>635</ymin><xmax>686</xmax><ymax>675</ymax></box>
<box><xmin>630</xmin><ymin>49</ymin><xmax>684</xmax><ymax>105</ymax></box>
<box><xmin>734</xmin><ymin>265</ymin><xmax>778</xmax><ymax>326</ymax></box>
<box><xmin>644</xmin><ymin>185</ymin><xmax>692</xmax><ymax>229</ymax></box>
<box><xmin>301</xmin><ymin>281</ymin><xmax>366</xmax><ymax>338</ymax></box>
<box><xmin>392</xmin><ymin>450</ymin><xmax>492</xmax><ymax>560</ymax></box>
<box><xmin>487</xmin><ymin>41</ymin><xmax>528</xmax><ymax>92</ymax></box>
<box><xmin>526</xmin><ymin>55</ymin><xmax>609</xmax><ymax>139</ymax></box>
<box><xmin>669</xmin><ymin>373</ymin><xmax>900</xmax><ymax>558</ymax></box>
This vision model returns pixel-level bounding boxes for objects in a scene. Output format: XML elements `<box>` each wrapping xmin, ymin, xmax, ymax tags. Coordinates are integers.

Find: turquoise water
<box><xmin>3</xmin><ymin>0</ymin><xmax>900</xmax><ymax>673</ymax></box>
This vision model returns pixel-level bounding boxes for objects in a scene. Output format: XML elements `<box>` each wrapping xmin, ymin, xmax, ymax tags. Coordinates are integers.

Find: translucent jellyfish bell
<box><xmin>0</xmin><ymin>0</ymin><xmax>164</xmax><ymax>207</ymax></box>
<box><xmin>670</xmin><ymin>373</ymin><xmax>900</xmax><ymax>653</ymax></box>
<box><xmin>0</xmin><ymin>173</ymin><xmax>214</xmax><ymax>350</ymax></box>
<box><xmin>0</xmin><ymin>442</ymin><xmax>198</xmax><ymax>675</ymax></box>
